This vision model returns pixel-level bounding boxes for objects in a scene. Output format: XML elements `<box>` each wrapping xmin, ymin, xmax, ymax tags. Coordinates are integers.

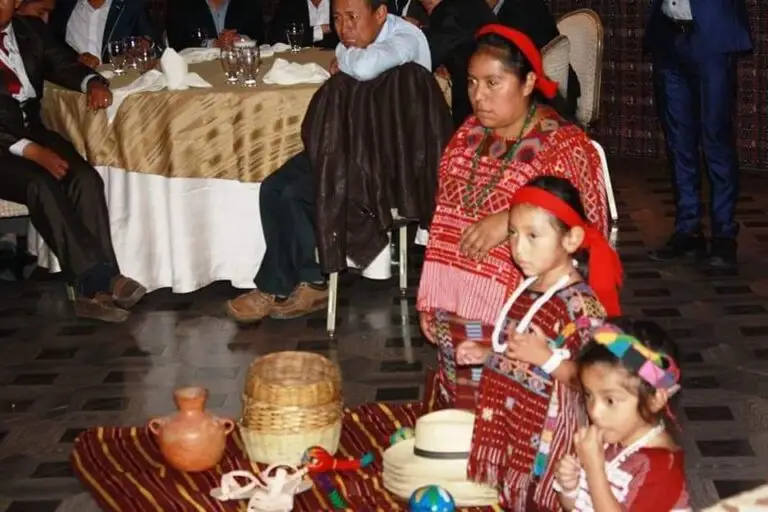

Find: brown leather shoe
<box><xmin>110</xmin><ymin>275</ymin><xmax>147</xmax><ymax>309</ymax></box>
<box><xmin>73</xmin><ymin>292</ymin><xmax>130</xmax><ymax>323</ymax></box>
<box><xmin>270</xmin><ymin>283</ymin><xmax>328</xmax><ymax>320</ymax></box>
<box><xmin>225</xmin><ymin>290</ymin><xmax>276</xmax><ymax>323</ymax></box>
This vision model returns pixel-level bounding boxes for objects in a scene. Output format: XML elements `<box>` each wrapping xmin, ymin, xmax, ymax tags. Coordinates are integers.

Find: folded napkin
<box><xmin>105</xmin><ymin>49</ymin><xmax>212</xmax><ymax>123</ymax></box>
<box><xmin>262</xmin><ymin>58</ymin><xmax>330</xmax><ymax>85</ymax></box>
<box><xmin>259</xmin><ymin>42</ymin><xmax>291</xmax><ymax>59</ymax></box>
<box><xmin>178</xmin><ymin>47</ymin><xmax>220</xmax><ymax>64</ymax></box>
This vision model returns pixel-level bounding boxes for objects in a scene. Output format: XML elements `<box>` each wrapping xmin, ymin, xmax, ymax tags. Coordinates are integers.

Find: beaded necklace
<box><xmin>462</xmin><ymin>102</ymin><xmax>538</xmax><ymax>216</ymax></box>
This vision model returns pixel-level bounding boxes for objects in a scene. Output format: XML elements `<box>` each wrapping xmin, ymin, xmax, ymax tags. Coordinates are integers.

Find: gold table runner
<box><xmin>41</xmin><ymin>49</ymin><xmax>336</xmax><ymax>183</ymax></box>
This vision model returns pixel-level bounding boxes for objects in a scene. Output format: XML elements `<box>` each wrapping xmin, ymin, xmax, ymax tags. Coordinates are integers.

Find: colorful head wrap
<box><xmin>591</xmin><ymin>324</ymin><xmax>681</xmax><ymax>396</ymax></box>
<box><xmin>510</xmin><ymin>186</ymin><xmax>624</xmax><ymax>316</ymax></box>
<box><xmin>475</xmin><ymin>24</ymin><xmax>559</xmax><ymax>99</ymax></box>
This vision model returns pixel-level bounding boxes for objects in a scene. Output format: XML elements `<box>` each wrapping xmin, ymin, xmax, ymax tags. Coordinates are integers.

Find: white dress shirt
<box><xmin>335</xmin><ymin>14</ymin><xmax>431</xmax><ymax>82</ymax></box>
<box><xmin>661</xmin><ymin>0</ymin><xmax>692</xmax><ymax>21</ymax></box>
<box><xmin>2</xmin><ymin>23</ymin><xmax>96</xmax><ymax>156</ymax></box>
<box><xmin>66</xmin><ymin>0</ymin><xmax>113</xmax><ymax>61</ymax></box>
<box><xmin>307</xmin><ymin>0</ymin><xmax>330</xmax><ymax>43</ymax></box>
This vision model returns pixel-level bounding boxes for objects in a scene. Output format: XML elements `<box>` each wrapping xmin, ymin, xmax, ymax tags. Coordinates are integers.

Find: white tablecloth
<box><xmin>29</xmin><ymin>166</ymin><xmax>264</xmax><ymax>293</ymax></box>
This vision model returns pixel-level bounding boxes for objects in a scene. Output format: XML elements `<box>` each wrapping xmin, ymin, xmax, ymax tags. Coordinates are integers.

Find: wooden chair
<box><xmin>541</xmin><ymin>35</ymin><xmax>571</xmax><ymax>100</ymax></box>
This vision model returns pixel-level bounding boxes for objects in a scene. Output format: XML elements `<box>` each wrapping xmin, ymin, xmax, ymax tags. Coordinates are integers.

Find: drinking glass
<box><xmin>123</xmin><ymin>36</ymin><xmax>141</xmax><ymax>69</ymax></box>
<box><xmin>135</xmin><ymin>47</ymin><xmax>157</xmax><ymax>74</ymax></box>
<box><xmin>285</xmin><ymin>22</ymin><xmax>304</xmax><ymax>54</ymax></box>
<box><xmin>237</xmin><ymin>46</ymin><xmax>260</xmax><ymax>87</ymax></box>
<box><xmin>190</xmin><ymin>27</ymin><xmax>209</xmax><ymax>47</ymax></box>
<box><xmin>108</xmin><ymin>40</ymin><xmax>126</xmax><ymax>75</ymax></box>
<box><xmin>219</xmin><ymin>48</ymin><xmax>239</xmax><ymax>84</ymax></box>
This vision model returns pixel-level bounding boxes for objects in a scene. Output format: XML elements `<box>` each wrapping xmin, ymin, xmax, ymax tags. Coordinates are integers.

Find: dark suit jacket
<box><xmin>495</xmin><ymin>0</ymin><xmax>580</xmax><ymax>118</ymax></box>
<box><xmin>387</xmin><ymin>0</ymin><xmax>429</xmax><ymax>25</ymax></box>
<box><xmin>643</xmin><ymin>0</ymin><xmax>752</xmax><ymax>57</ymax></box>
<box><xmin>268</xmin><ymin>0</ymin><xmax>338</xmax><ymax>48</ymax></box>
<box><xmin>424</xmin><ymin>0</ymin><xmax>495</xmax><ymax>127</ymax></box>
<box><xmin>0</xmin><ymin>16</ymin><xmax>99</xmax><ymax>154</ymax></box>
<box><xmin>166</xmin><ymin>0</ymin><xmax>264</xmax><ymax>51</ymax></box>
<box><xmin>49</xmin><ymin>0</ymin><xmax>156</xmax><ymax>62</ymax></box>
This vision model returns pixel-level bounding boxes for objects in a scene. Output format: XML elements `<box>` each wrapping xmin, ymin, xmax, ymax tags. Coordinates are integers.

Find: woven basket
<box><xmin>240</xmin><ymin>351</ymin><xmax>343</xmax><ymax>465</ymax></box>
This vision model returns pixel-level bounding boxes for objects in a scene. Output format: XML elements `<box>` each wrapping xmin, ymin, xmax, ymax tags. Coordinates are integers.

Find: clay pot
<box><xmin>148</xmin><ymin>386</ymin><xmax>235</xmax><ymax>472</ymax></box>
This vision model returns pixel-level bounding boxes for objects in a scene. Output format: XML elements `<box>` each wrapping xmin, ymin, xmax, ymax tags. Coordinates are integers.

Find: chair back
<box><xmin>541</xmin><ymin>35</ymin><xmax>571</xmax><ymax>100</ymax></box>
<box><xmin>557</xmin><ymin>9</ymin><xmax>604</xmax><ymax>127</ymax></box>
<box><xmin>0</xmin><ymin>200</ymin><xmax>28</xmax><ymax>219</ymax></box>
<box><xmin>589</xmin><ymin>139</ymin><xmax>617</xmax><ymax>225</ymax></box>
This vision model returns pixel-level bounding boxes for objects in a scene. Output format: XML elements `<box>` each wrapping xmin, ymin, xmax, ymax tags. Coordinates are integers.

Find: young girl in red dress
<box><xmin>554</xmin><ymin>318</ymin><xmax>690</xmax><ymax>511</ymax></box>
<box><xmin>461</xmin><ymin>175</ymin><xmax>623</xmax><ymax>511</ymax></box>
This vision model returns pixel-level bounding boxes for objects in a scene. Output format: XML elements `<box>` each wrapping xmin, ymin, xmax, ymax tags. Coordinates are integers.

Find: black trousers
<box><xmin>255</xmin><ymin>152</ymin><xmax>323</xmax><ymax>296</ymax></box>
<box><xmin>0</xmin><ymin>129</ymin><xmax>118</xmax><ymax>282</ymax></box>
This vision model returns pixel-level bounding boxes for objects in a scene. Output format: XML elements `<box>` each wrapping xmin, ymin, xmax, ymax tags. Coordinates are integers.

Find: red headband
<box><xmin>511</xmin><ymin>186</ymin><xmax>624</xmax><ymax>316</ymax></box>
<box><xmin>475</xmin><ymin>24</ymin><xmax>559</xmax><ymax>99</ymax></box>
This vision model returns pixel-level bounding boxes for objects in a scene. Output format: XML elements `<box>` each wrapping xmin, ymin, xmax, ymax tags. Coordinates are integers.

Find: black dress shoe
<box><xmin>705</xmin><ymin>238</ymin><xmax>737</xmax><ymax>270</ymax></box>
<box><xmin>648</xmin><ymin>232</ymin><xmax>707</xmax><ymax>262</ymax></box>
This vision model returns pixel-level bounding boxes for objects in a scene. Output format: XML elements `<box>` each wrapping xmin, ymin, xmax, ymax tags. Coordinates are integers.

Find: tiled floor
<box><xmin>1</xmin><ymin>159</ymin><xmax>768</xmax><ymax>511</ymax></box>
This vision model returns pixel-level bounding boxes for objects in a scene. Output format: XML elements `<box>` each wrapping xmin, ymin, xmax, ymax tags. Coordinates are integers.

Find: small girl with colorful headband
<box><xmin>463</xmin><ymin>175</ymin><xmax>623</xmax><ymax>510</ymax></box>
<box><xmin>555</xmin><ymin>318</ymin><xmax>690</xmax><ymax>511</ymax></box>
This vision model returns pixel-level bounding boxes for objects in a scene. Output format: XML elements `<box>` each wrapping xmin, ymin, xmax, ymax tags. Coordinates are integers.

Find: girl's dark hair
<box><xmin>577</xmin><ymin>317</ymin><xmax>681</xmax><ymax>424</ymax></box>
<box><xmin>473</xmin><ymin>33</ymin><xmax>574</xmax><ymax>122</ymax></box>
<box><xmin>521</xmin><ymin>176</ymin><xmax>587</xmax><ymax>233</ymax></box>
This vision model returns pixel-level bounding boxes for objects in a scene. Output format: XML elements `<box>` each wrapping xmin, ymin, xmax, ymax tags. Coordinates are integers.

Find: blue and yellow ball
<box><xmin>408</xmin><ymin>485</ymin><xmax>456</xmax><ymax>512</ymax></box>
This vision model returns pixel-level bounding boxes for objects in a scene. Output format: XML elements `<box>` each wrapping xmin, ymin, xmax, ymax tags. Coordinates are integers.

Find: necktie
<box><xmin>0</xmin><ymin>32</ymin><xmax>22</xmax><ymax>96</ymax></box>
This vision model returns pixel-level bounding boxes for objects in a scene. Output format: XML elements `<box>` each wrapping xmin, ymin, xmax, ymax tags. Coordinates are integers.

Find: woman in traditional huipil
<box><xmin>417</xmin><ymin>25</ymin><xmax>609</xmax><ymax>411</ymax></box>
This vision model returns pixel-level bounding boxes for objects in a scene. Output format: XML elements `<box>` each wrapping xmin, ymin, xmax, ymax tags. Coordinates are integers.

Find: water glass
<box><xmin>123</xmin><ymin>36</ymin><xmax>141</xmax><ymax>69</ymax></box>
<box><xmin>108</xmin><ymin>40</ymin><xmax>126</xmax><ymax>75</ymax></box>
<box><xmin>219</xmin><ymin>48</ymin><xmax>239</xmax><ymax>83</ymax></box>
<box><xmin>191</xmin><ymin>27</ymin><xmax>209</xmax><ymax>48</ymax></box>
<box><xmin>237</xmin><ymin>46</ymin><xmax>260</xmax><ymax>87</ymax></box>
<box><xmin>285</xmin><ymin>22</ymin><xmax>304</xmax><ymax>54</ymax></box>
<box><xmin>135</xmin><ymin>47</ymin><xmax>157</xmax><ymax>74</ymax></box>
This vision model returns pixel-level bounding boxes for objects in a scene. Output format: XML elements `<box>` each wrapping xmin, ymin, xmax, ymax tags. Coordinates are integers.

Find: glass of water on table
<box><xmin>219</xmin><ymin>47</ymin><xmax>239</xmax><ymax>84</ymax></box>
<box><xmin>108</xmin><ymin>40</ymin><xmax>126</xmax><ymax>75</ymax></box>
<box><xmin>286</xmin><ymin>22</ymin><xmax>304</xmax><ymax>54</ymax></box>
<box><xmin>235</xmin><ymin>41</ymin><xmax>260</xmax><ymax>87</ymax></box>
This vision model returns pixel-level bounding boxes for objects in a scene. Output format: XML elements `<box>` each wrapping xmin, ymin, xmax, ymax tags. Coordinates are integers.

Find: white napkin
<box><xmin>262</xmin><ymin>58</ymin><xmax>329</xmax><ymax>85</ymax></box>
<box><xmin>178</xmin><ymin>47</ymin><xmax>221</xmax><ymax>64</ymax></box>
<box><xmin>161</xmin><ymin>48</ymin><xmax>212</xmax><ymax>90</ymax></box>
<box><xmin>105</xmin><ymin>49</ymin><xmax>212</xmax><ymax>123</ymax></box>
<box><xmin>259</xmin><ymin>42</ymin><xmax>291</xmax><ymax>59</ymax></box>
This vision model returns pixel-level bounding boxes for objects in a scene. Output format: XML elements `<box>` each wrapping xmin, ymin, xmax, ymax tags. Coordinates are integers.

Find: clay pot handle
<box><xmin>218</xmin><ymin>418</ymin><xmax>235</xmax><ymax>435</ymax></box>
<box><xmin>147</xmin><ymin>418</ymin><xmax>164</xmax><ymax>436</ymax></box>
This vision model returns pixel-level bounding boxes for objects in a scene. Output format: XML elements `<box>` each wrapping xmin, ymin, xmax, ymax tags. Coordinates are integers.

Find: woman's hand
<box><xmin>419</xmin><ymin>312</ymin><xmax>436</xmax><ymax>344</ymax></box>
<box><xmin>555</xmin><ymin>454</ymin><xmax>581</xmax><ymax>494</ymax></box>
<box><xmin>505</xmin><ymin>324</ymin><xmax>551</xmax><ymax>366</ymax></box>
<box><xmin>459</xmin><ymin>212</ymin><xmax>508</xmax><ymax>261</ymax></box>
<box><xmin>456</xmin><ymin>341</ymin><xmax>490</xmax><ymax>365</ymax></box>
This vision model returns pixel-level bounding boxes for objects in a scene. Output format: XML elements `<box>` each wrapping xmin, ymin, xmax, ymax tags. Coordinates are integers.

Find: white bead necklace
<box><xmin>606</xmin><ymin>423</ymin><xmax>666</xmax><ymax>471</ymax></box>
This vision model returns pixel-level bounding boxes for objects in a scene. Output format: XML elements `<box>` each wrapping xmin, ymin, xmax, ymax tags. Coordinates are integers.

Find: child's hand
<box><xmin>555</xmin><ymin>454</ymin><xmax>581</xmax><ymax>493</ymax></box>
<box><xmin>506</xmin><ymin>324</ymin><xmax>551</xmax><ymax>366</ymax></box>
<box><xmin>419</xmin><ymin>312</ymin><xmax>436</xmax><ymax>344</ymax></box>
<box><xmin>574</xmin><ymin>425</ymin><xmax>606</xmax><ymax>472</ymax></box>
<box><xmin>456</xmin><ymin>341</ymin><xmax>490</xmax><ymax>365</ymax></box>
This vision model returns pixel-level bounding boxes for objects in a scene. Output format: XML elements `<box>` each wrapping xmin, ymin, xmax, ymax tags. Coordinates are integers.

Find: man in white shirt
<box><xmin>226</xmin><ymin>0</ymin><xmax>432</xmax><ymax>324</ymax></box>
<box><xmin>49</xmin><ymin>0</ymin><xmax>155</xmax><ymax>67</ymax></box>
<box><xmin>268</xmin><ymin>0</ymin><xmax>338</xmax><ymax>49</ymax></box>
<box><xmin>0</xmin><ymin>7</ymin><xmax>146</xmax><ymax>322</ymax></box>
<box><xmin>333</xmin><ymin>0</ymin><xmax>430</xmax><ymax>80</ymax></box>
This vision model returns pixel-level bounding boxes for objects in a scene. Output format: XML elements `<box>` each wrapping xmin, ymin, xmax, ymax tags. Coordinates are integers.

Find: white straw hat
<box><xmin>382</xmin><ymin>409</ymin><xmax>498</xmax><ymax>506</ymax></box>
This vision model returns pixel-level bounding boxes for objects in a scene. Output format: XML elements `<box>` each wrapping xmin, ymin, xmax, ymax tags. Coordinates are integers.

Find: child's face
<box><xmin>507</xmin><ymin>204</ymin><xmax>572</xmax><ymax>278</ymax></box>
<box><xmin>580</xmin><ymin>363</ymin><xmax>651</xmax><ymax>445</ymax></box>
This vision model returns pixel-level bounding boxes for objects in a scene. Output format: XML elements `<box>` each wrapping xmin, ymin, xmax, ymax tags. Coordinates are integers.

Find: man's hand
<box><xmin>329</xmin><ymin>57</ymin><xmax>339</xmax><ymax>75</ymax></box>
<box><xmin>321</xmin><ymin>24</ymin><xmax>331</xmax><ymax>34</ymax></box>
<box><xmin>23</xmin><ymin>143</ymin><xmax>69</xmax><ymax>180</ymax></box>
<box><xmin>86</xmin><ymin>79</ymin><xmax>113</xmax><ymax>110</ymax></box>
<box><xmin>78</xmin><ymin>53</ymin><xmax>100</xmax><ymax>69</ymax></box>
<box><xmin>215</xmin><ymin>30</ymin><xmax>239</xmax><ymax>48</ymax></box>
<box><xmin>459</xmin><ymin>212</ymin><xmax>508</xmax><ymax>261</ymax></box>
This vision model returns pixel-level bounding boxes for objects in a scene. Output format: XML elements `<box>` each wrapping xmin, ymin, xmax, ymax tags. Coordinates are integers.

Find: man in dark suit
<box><xmin>166</xmin><ymin>0</ymin><xmax>264</xmax><ymax>50</ymax></box>
<box><xmin>490</xmin><ymin>0</ymin><xmax>579</xmax><ymax>117</ymax></box>
<box><xmin>268</xmin><ymin>0</ymin><xmax>338</xmax><ymax>48</ymax></box>
<box><xmin>419</xmin><ymin>0</ymin><xmax>495</xmax><ymax>128</ymax></box>
<box><xmin>48</xmin><ymin>0</ymin><xmax>155</xmax><ymax>67</ymax></box>
<box><xmin>645</xmin><ymin>0</ymin><xmax>752</xmax><ymax>270</ymax></box>
<box><xmin>0</xmin><ymin>6</ymin><xmax>146</xmax><ymax>321</ymax></box>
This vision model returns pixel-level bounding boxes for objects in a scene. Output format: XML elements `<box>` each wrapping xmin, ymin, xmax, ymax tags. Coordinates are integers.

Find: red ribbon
<box><xmin>475</xmin><ymin>24</ymin><xmax>559</xmax><ymax>99</ymax></box>
<box><xmin>511</xmin><ymin>187</ymin><xmax>623</xmax><ymax>316</ymax></box>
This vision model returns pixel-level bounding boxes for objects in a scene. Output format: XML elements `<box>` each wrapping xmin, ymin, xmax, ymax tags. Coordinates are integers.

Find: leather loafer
<box><xmin>648</xmin><ymin>232</ymin><xmax>707</xmax><ymax>262</ymax></box>
<box><xmin>73</xmin><ymin>292</ymin><xmax>130</xmax><ymax>323</ymax></box>
<box><xmin>110</xmin><ymin>275</ymin><xmax>147</xmax><ymax>309</ymax></box>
